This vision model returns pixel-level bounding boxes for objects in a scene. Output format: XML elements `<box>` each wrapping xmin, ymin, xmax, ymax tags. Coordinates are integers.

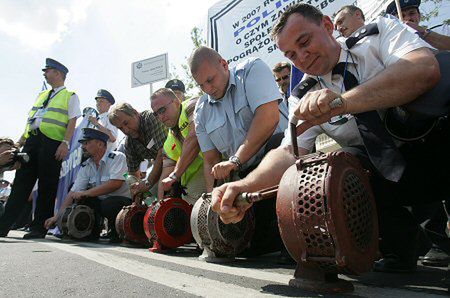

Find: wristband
<box><xmin>169</xmin><ymin>172</ymin><xmax>179</xmax><ymax>181</ymax></box>
<box><xmin>229</xmin><ymin>155</ymin><xmax>242</xmax><ymax>170</ymax></box>
<box><xmin>61</xmin><ymin>140</ymin><xmax>70</xmax><ymax>150</ymax></box>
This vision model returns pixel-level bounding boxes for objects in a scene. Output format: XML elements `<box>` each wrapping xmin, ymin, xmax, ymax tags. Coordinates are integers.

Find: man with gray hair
<box><xmin>109</xmin><ymin>103</ymin><xmax>167</xmax><ymax>199</ymax></box>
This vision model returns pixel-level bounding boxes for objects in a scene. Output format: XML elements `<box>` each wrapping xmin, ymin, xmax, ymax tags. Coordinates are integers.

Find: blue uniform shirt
<box><xmin>194</xmin><ymin>57</ymin><xmax>287</xmax><ymax>170</ymax></box>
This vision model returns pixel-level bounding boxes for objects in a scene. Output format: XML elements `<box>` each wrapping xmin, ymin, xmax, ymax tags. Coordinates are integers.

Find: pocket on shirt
<box><xmin>235</xmin><ymin>104</ymin><xmax>253</xmax><ymax>131</ymax></box>
<box><xmin>205</xmin><ymin>116</ymin><xmax>228</xmax><ymax>153</ymax></box>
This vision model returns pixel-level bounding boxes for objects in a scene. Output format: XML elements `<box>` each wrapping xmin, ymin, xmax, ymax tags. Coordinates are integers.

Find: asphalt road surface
<box><xmin>0</xmin><ymin>231</ymin><xmax>448</xmax><ymax>297</ymax></box>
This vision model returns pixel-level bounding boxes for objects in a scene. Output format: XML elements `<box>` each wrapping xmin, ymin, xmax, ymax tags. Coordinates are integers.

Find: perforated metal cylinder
<box><xmin>277</xmin><ymin>151</ymin><xmax>378</xmax><ymax>275</ymax></box>
<box><xmin>116</xmin><ymin>204</ymin><xmax>148</xmax><ymax>245</ymax></box>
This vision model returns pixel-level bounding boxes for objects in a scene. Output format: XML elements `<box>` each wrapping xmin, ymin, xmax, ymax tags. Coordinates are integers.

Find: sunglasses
<box><xmin>153</xmin><ymin>101</ymin><xmax>173</xmax><ymax>117</ymax></box>
<box><xmin>275</xmin><ymin>74</ymin><xmax>290</xmax><ymax>82</ymax></box>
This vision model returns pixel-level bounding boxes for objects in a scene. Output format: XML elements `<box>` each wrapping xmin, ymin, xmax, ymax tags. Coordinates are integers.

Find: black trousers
<box><xmin>82</xmin><ymin>196</ymin><xmax>132</xmax><ymax>236</ymax></box>
<box><xmin>0</xmin><ymin>131</ymin><xmax>62</xmax><ymax>233</ymax></box>
<box><xmin>342</xmin><ymin>118</ymin><xmax>450</xmax><ymax>261</ymax></box>
<box><xmin>239</xmin><ymin>133</ymin><xmax>285</xmax><ymax>256</ymax></box>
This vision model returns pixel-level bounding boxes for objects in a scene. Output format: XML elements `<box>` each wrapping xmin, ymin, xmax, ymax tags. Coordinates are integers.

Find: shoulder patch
<box><xmin>345</xmin><ymin>23</ymin><xmax>379</xmax><ymax>49</ymax></box>
<box><xmin>108</xmin><ymin>152</ymin><xmax>116</xmax><ymax>159</ymax></box>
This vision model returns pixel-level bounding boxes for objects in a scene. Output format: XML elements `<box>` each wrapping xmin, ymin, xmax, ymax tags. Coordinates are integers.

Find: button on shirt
<box><xmin>282</xmin><ymin>16</ymin><xmax>430</xmax><ymax>150</ymax></box>
<box><xmin>125</xmin><ymin>110</ymin><xmax>168</xmax><ymax>173</ymax></box>
<box><xmin>194</xmin><ymin>57</ymin><xmax>287</xmax><ymax>169</ymax></box>
<box><xmin>98</xmin><ymin>112</ymin><xmax>119</xmax><ymax>152</ymax></box>
<box><xmin>71</xmin><ymin>150</ymin><xmax>131</xmax><ymax>199</ymax></box>
<box><xmin>29</xmin><ymin>86</ymin><xmax>81</xmax><ymax>130</ymax></box>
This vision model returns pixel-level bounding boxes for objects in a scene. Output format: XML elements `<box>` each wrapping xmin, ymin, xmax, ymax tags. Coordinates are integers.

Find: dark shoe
<box><xmin>108</xmin><ymin>236</ymin><xmax>122</xmax><ymax>244</ymax></box>
<box><xmin>373</xmin><ymin>254</ymin><xmax>417</xmax><ymax>273</ymax></box>
<box><xmin>23</xmin><ymin>230</ymin><xmax>46</xmax><ymax>239</ymax></box>
<box><xmin>422</xmin><ymin>247</ymin><xmax>450</xmax><ymax>267</ymax></box>
<box><xmin>0</xmin><ymin>229</ymin><xmax>9</xmax><ymax>237</ymax></box>
<box><xmin>277</xmin><ymin>247</ymin><xmax>296</xmax><ymax>265</ymax></box>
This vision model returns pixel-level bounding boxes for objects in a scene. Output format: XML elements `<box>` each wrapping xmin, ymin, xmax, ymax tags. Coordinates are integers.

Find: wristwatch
<box><xmin>229</xmin><ymin>155</ymin><xmax>242</xmax><ymax>170</ymax></box>
<box><xmin>169</xmin><ymin>172</ymin><xmax>179</xmax><ymax>181</ymax></box>
<box><xmin>62</xmin><ymin>140</ymin><xmax>70</xmax><ymax>150</ymax></box>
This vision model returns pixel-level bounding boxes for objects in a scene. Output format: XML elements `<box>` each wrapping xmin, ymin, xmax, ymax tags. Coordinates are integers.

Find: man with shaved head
<box><xmin>190</xmin><ymin>46</ymin><xmax>289</xmax><ymax>257</ymax></box>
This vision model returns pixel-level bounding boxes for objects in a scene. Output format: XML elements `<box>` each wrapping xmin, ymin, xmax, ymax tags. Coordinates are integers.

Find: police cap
<box><xmin>386</xmin><ymin>0</ymin><xmax>421</xmax><ymax>15</ymax></box>
<box><xmin>42</xmin><ymin>58</ymin><xmax>69</xmax><ymax>75</ymax></box>
<box><xmin>79</xmin><ymin>128</ymin><xmax>109</xmax><ymax>144</ymax></box>
<box><xmin>165</xmin><ymin>79</ymin><xmax>186</xmax><ymax>93</ymax></box>
<box><xmin>95</xmin><ymin>89</ymin><xmax>115</xmax><ymax>104</ymax></box>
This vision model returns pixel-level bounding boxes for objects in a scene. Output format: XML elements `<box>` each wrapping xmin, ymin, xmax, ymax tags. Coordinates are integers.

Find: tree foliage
<box><xmin>170</xmin><ymin>27</ymin><xmax>206</xmax><ymax>99</ymax></box>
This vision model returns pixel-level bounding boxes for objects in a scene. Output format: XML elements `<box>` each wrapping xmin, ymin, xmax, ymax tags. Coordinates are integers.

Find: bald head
<box><xmin>188</xmin><ymin>46</ymin><xmax>223</xmax><ymax>76</ymax></box>
<box><xmin>188</xmin><ymin>46</ymin><xmax>230</xmax><ymax>100</ymax></box>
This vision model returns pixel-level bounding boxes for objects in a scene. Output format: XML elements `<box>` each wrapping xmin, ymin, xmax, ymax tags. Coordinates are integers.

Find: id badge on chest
<box><xmin>28</xmin><ymin>107</ymin><xmax>48</xmax><ymax>123</ymax></box>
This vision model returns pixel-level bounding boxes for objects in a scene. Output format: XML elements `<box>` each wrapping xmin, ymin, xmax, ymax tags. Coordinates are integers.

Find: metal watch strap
<box><xmin>62</xmin><ymin>140</ymin><xmax>70</xmax><ymax>150</ymax></box>
<box><xmin>229</xmin><ymin>155</ymin><xmax>242</xmax><ymax>170</ymax></box>
<box><xmin>169</xmin><ymin>172</ymin><xmax>179</xmax><ymax>181</ymax></box>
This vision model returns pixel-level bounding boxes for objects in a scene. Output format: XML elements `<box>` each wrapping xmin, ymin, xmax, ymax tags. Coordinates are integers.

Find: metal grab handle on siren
<box><xmin>289</xmin><ymin>97</ymin><xmax>344</xmax><ymax>158</ymax></box>
<box><xmin>233</xmin><ymin>185</ymin><xmax>279</xmax><ymax>208</ymax></box>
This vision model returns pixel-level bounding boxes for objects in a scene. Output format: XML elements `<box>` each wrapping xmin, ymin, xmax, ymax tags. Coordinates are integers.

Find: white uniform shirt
<box><xmin>282</xmin><ymin>16</ymin><xmax>431</xmax><ymax>150</ymax></box>
<box><xmin>98</xmin><ymin>112</ymin><xmax>118</xmax><ymax>152</ymax></box>
<box><xmin>29</xmin><ymin>86</ymin><xmax>81</xmax><ymax>130</ymax></box>
<box><xmin>71</xmin><ymin>150</ymin><xmax>131</xmax><ymax>199</ymax></box>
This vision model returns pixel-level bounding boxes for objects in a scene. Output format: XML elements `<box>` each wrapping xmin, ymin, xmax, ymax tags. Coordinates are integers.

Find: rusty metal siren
<box><xmin>115</xmin><ymin>203</ymin><xmax>148</xmax><ymax>246</ymax></box>
<box><xmin>234</xmin><ymin>98</ymin><xmax>378</xmax><ymax>293</ymax></box>
<box><xmin>191</xmin><ymin>193</ymin><xmax>255</xmax><ymax>263</ymax></box>
<box><xmin>57</xmin><ymin>204</ymin><xmax>95</xmax><ymax>239</ymax></box>
<box><xmin>144</xmin><ymin>197</ymin><xmax>193</xmax><ymax>253</ymax></box>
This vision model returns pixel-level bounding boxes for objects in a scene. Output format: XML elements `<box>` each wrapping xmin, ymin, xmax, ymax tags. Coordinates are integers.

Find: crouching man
<box><xmin>45</xmin><ymin>128</ymin><xmax>131</xmax><ymax>243</ymax></box>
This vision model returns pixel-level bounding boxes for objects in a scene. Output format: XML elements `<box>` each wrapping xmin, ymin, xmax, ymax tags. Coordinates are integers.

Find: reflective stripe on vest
<box><xmin>24</xmin><ymin>88</ymin><xmax>73</xmax><ymax>141</ymax></box>
<box><xmin>163</xmin><ymin>101</ymin><xmax>203</xmax><ymax>186</ymax></box>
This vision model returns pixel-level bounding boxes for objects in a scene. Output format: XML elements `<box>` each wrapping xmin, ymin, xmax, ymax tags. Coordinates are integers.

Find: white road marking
<box><xmin>42</xmin><ymin>241</ymin><xmax>281</xmax><ymax>298</ymax></box>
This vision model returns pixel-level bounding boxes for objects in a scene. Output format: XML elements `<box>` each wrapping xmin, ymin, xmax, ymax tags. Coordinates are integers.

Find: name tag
<box><xmin>147</xmin><ymin>139</ymin><xmax>155</xmax><ymax>149</ymax></box>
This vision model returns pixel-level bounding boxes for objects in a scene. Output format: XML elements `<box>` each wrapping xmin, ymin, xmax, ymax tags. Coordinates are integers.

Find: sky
<box><xmin>0</xmin><ymin>0</ymin><xmax>449</xmax><ymax>183</ymax></box>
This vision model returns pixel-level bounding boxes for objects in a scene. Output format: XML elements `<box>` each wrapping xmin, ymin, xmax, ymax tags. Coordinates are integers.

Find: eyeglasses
<box><xmin>275</xmin><ymin>74</ymin><xmax>290</xmax><ymax>82</ymax></box>
<box><xmin>153</xmin><ymin>101</ymin><xmax>173</xmax><ymax>117</ymax></box>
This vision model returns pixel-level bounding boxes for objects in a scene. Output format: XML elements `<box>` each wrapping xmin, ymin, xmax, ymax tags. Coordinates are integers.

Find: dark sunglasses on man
<box><xmin>275</xmin><ymin>74</ymin><xmax>290</xmax><ymax>82</ymax></box>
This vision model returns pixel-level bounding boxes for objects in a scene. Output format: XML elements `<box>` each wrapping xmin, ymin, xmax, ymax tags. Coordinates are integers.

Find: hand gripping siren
<box><xmin>144</xmin><ymin>182</ymin><xmax>193</xmax><ymax>253</ymax></box>
<box><xmin>115</xmin><ymin>174</ymin><xmax>149</xmax><ymax>246</ymax></box>
<box><xmin>237</xmin><ymin>97</ymin><xmax>378</xmax><ymax>293</ymax></box>
<box><xmin>191</xmin><ymin>184</ymin><xmax>256</xmax><ymax>263</ymax></box>
<box><xmin>57</xmin><ymin>204</ymin><xmax>96</xmax><ymax>239</ymax></box>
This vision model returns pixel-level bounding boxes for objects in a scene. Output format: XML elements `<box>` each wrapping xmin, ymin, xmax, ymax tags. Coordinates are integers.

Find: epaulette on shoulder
<box><xmin>108</xmin><ymin>152</ymin><xmax>116</xmax><ymax>159</ymax></box>
<box><xmin>80</xmin><ymin>161</ymin><xmax>87</xmax><ymax>167</ymax></box>
<box><xmin>345</xmin><ymin>23</ymin><xmax>379</xmax><ymax>49</ymax></box>
<box><xmin>291</xmin><ymin>77</ymin><xmax>318</xmax><ymax>99</ymax></box>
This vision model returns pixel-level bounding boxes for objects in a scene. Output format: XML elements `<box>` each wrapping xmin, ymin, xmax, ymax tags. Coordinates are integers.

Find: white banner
<box><xmin>208</xmin><ymin>0</ymin><xmax>388</xmax><ymax>68</ymax></box>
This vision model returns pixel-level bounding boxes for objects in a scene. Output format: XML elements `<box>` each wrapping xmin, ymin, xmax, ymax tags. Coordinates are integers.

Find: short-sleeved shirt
<box><xmin>30</xmin><ymin>86</ymin><xmax>81</xmax><ymax>130</ymax></box>
<box><xmin>282</xmin><ymin>16</ymin><xmax>430</xmax><ymax>149</ymax></box>
<box><xmin>162</xmin><ymin>97</ymin><xmax>198</xmax><ymax>168</ymax></box>
<box><xmin>71</xmin><ymin>150</ymin><xmax>131</xmax><ymax>199</ymax></box>
<box><xmin>124</xmin><ymin>110</ymin><xmax>167</xmax><ymax>172</ymax></box>
<box><xmin>98</xmin><ymin>111</ymin><xmax>119</xmax><ymax>152</ymax></box>
<box><xmin>194</xmin><ymin>57</ymin><xmax>287</xmax><ymax>169</ymax></box>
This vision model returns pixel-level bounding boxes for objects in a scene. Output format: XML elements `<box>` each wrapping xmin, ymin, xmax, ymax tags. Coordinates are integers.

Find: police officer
<box><xmin>386</xmin><ymin>0</ymin><xmax>450</xmax><ymax>50</ymax></box>
<box><xmin>0</xmin><ymin>58</ymin><xmax>81</xmax><ymax>239</ymax></box>
<box><xmin>88</xmin><ymin>89</ymin><xmax>119</xmax><ymax>152</ymax></box>
<box><xmin>165</xmin><ymin>79</ymin><xmax>186</xmax><ymax>102</ymax></box>
<box><xmin>150</xmin><ymin>88</ymin><xmax>205</xmax><ymax>204</ymax></box>
<box><xmin>44</xmin><ymin>128</ymin><xmax>131</xmax><ymax>243</ymax></box>
<box><xmin>334</xmin><ymin>5</ymin><xmax>366</xmax><ymax>38</ymax></box>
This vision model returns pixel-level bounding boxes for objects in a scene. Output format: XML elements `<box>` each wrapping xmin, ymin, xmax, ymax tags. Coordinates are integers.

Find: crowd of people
<box><xmin>1</xmin><ymin>0</ymin><xmax>449</xmax><ymax>285</ymax></box>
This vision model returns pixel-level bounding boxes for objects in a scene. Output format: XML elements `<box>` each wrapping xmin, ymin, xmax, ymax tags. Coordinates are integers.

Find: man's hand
<box><xmin>131</xmin><ymin>181</ymin><xmax>149</xmax><ymax>196</ymax></box>
<box><xmin>0</xmin><ymin>150</ymin><xmax>15</xmax><ymax>167</ymax></box>
<box><xmin>211</xmin><ymin>181</ymin><xmax>252</xmax><ymax>224</ymax></box>
<box><xmin>71</xmin><ymin>191</ymin><xmax>88</xmax><ymax>201</ymax></box>
<box><xmin>88</xmin><ymin>116</ymin><xmax>99</xmax><ymax>127</ymax></box>
<box><xmin>44</xmin><ymin>216</ymin><xmax>58</xmax><ymax>229</ymax></box>
<box><xmin>55</xmin><ymin>143</ymin><xmax>69</xmax><ymax>161</ymax></box>
<box><xmin>161</xmin><ymin>176</ymin><xmax>177</xmax><ymax>192</ymax></box>
<box><xmin>211</xmin><ymin>161</ymin><xmax>238</xmax><ymax>180</ymax></box>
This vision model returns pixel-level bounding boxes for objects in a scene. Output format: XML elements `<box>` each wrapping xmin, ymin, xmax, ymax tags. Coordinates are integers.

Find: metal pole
<box><xmin>394</xmin><ymin>0</ymin><xmax>403</xmax><ymax>22</ymax></box>
<box><xmin>149</xmin><ymin>83</ymin><xmax>153</xmax><ymax>104</ymax></box>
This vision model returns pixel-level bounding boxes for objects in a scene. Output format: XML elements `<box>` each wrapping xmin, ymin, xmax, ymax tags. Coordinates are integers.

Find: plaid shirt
<box><xmin>125</xmin><ymin>110</ymin><xmax>167</xmax><ymax>172</ymax></box>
